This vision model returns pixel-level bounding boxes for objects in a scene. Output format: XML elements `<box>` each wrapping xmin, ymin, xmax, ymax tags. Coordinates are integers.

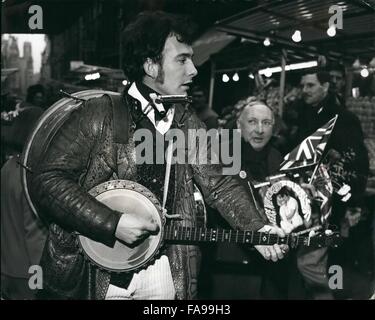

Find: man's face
<box><xmin>237</xmin><ymin>104</ymin><xmax>274</xmax><ymax>151</ymax></box>
<box><xmin>301</xmin><ymin>74</ymin><xmax>328</xmax><ymax>106</ymax></box>
<box><xmin>151</xmin><ymin>35</ymin><xmax>198</xmax><ymax>95</ymax></box>
<box><xmin>329</xmin><ymin>70</ymin><xmax>345</xmax><ymax>94</ymax></box>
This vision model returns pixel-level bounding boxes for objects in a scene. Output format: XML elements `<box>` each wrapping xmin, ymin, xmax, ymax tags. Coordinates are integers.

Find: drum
<box><xmin>21</xmin><ymin>90</ymin><xmax>119</xmax><ymax>219</ymax></box>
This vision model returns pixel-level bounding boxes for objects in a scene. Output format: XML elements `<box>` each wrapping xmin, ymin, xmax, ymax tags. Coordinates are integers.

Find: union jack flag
<box><xmin>279</xmin><ymin>115</ymin><xmax>338</xmax><ymax>171</ymax></box>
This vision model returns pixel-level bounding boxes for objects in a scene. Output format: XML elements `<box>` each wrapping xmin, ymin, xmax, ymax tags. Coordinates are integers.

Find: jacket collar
<box><xmin>311</xmin><ymin>92</ymin><xmax>342</xmax><ymax>117</ymax></box>
<box><xmin>128</xmin><ymin>82</ymin><xmax>174</xmax><ymax>135</ymax></box>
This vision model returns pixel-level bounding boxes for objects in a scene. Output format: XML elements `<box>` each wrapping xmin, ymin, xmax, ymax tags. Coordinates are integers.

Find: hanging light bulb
<box><xmin>222</xmin><ymin>74</ymin><xmax>230</xmax><ymax>82</ymax></box>
<box><xmin>360</xmin><ymin>68</ymin><xmax>369</xmax><ymax>78</ymax></box>
<box><xmin>327</xmin><ymin>25</ymin><xmax>336</xmax><ymax>37</ymax></box>
<box><xmin>263</xmin><ymin>37</ymin><xmax>271</xmax><ymax>46</ymax></box>
<box><xmin>264</xmin><ymin>68</ymin><xmax>273</xmax><ymax>77</ymax></box>
<box><xmin>122</xmin><ymin>80</ymin><xmax>128</xmax><ymax>86</ymax></box>
<box><xmin>248</xmin><ymin>73</ymin><xmax>255</xmax><ymax>79</ymax></box>
<box><xmin>292</xmin><ymin>30</ymin><xmax>302</xmax><ymax>42</ymax></box>
<box><xmin>232</xmin><ymin>72</ymin><xmax>239</xmax><ymax>82</ymax></box>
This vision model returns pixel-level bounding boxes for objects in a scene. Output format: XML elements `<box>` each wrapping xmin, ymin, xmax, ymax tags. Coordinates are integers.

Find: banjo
<box><xmin>78</xmin><ymin>180</ymin><xmax>342</xmax><ymax>273</ymax></box>
<box><xmin>19</xmin><ymin>90</ymin><xmax>341</xmax><ymax>274</ymax></box>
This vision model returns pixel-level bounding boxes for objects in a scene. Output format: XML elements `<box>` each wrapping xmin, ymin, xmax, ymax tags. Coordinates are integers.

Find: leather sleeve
<box><xmin>31</xmin><ymin>96</ymin><xmax>121</xmax><ymax>247</ymax></box>
<box><xmin>187</xmin><ymin>112</ymin><xmax>267</xmax><ymax>231</ymax></box>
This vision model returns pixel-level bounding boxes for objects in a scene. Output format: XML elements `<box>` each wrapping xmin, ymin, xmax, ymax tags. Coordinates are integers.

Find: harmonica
<box><xmin>155</xmin><ymin>95</ymin><xmax>192</xmax><ymax>104</ymax></box>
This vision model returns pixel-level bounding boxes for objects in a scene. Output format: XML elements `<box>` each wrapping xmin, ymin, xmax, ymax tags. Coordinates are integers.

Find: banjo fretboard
<box><xmin>163</xmin><ymin>226</ymin><xmax>334</xmax><ymax>248</ymax></box>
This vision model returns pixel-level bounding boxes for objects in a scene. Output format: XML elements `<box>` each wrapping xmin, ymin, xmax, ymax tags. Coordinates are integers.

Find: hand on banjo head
<box><xmin>115</xmin><ymin>211</ymin><xmax>160</xmax><ymax>246</ymax></box>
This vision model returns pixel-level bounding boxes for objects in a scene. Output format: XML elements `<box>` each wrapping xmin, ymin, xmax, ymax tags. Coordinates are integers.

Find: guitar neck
<box><xmin>164</xmin><ymin>226</ymin><xmax>309</xmax><ymax>248</ymax></box>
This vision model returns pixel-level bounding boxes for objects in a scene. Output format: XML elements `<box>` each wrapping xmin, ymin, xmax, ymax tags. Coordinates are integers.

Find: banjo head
<box><xmin>79</xmin><ymin>180</ymin><xmax>164</xmax><ymax>272</ymax></box>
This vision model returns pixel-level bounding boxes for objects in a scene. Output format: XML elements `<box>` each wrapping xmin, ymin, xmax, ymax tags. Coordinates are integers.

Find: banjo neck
<box><xmin>163</xmin><ymin>225</ymin><xmax>336</xmax><ymax>249</ymax></box>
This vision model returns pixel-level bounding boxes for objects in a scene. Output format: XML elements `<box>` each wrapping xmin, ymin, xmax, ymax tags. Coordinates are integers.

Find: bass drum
<box><xmin>21</xmin><ymin>89</ymin><xmax>119</xmax><ymax>219</ymax></box>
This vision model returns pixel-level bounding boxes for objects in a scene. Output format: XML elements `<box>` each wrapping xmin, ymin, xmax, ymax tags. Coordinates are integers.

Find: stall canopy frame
<box><xmin>201</xmin><ymin>0</ymin><xmax>374</xmax><ymax>109</ymax></box>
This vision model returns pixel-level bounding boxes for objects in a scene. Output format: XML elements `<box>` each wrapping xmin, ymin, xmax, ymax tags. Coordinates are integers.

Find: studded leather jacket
<box><xmin>31</xmin><ymin>91</ymin><xmax>267</xmax><ymax>299</ymax></box>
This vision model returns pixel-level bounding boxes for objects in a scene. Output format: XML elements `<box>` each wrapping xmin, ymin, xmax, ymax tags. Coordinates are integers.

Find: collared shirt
<box><xmin>128</xmin><ymin>82</ymin><xmax>175</xmax><ymax>135</ymax></box>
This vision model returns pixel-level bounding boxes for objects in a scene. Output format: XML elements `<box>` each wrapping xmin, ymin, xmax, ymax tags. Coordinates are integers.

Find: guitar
<box><xmin>78</xmin><ymin>180</ymin><xmax>342</xmax><ymax>273</ymax></box>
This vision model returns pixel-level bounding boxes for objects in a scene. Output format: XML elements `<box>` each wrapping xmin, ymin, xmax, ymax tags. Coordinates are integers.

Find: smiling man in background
<box><xmin>205</xmin><ymin>99</ymin><xmax>289</xmax><ymax>299</ymax></box>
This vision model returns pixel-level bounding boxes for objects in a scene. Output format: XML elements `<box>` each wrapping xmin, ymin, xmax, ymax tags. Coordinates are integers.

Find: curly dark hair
<box><xmin>121</xmin><ymin>11</ymin><xmax>196</xmax><ymax>82</ymax></box>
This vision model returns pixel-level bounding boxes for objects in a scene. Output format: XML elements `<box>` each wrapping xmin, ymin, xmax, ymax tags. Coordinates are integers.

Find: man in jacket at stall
<box><xmin>30</xmin><ymin>11</ymin><xmax>288</xmax><ymax>300</ymax></box>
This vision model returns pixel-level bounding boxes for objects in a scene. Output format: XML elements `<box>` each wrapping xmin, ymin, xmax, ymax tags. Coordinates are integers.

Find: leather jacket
<box><xmin>31</xmin><ymin>91</ymin><xmax>267</xmax><ymax>299</ymax></box>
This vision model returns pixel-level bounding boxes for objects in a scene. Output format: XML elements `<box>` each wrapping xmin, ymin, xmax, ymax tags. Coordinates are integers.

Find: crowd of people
<box><xmin>197</xmin><ymin>64</ymin><xmax>373</xmax><ymax>300</ymax></box>
<box><xmin>1</xmin><ymin>10</ymin><xmax>374</xmax><ymax>300</ymax></box>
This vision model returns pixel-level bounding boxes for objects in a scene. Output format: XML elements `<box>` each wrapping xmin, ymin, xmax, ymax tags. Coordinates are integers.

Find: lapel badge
<box><xmin>239</xmin><ymin>170</ymin><xmax>247</xmax><ymax>179</ymax></box>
